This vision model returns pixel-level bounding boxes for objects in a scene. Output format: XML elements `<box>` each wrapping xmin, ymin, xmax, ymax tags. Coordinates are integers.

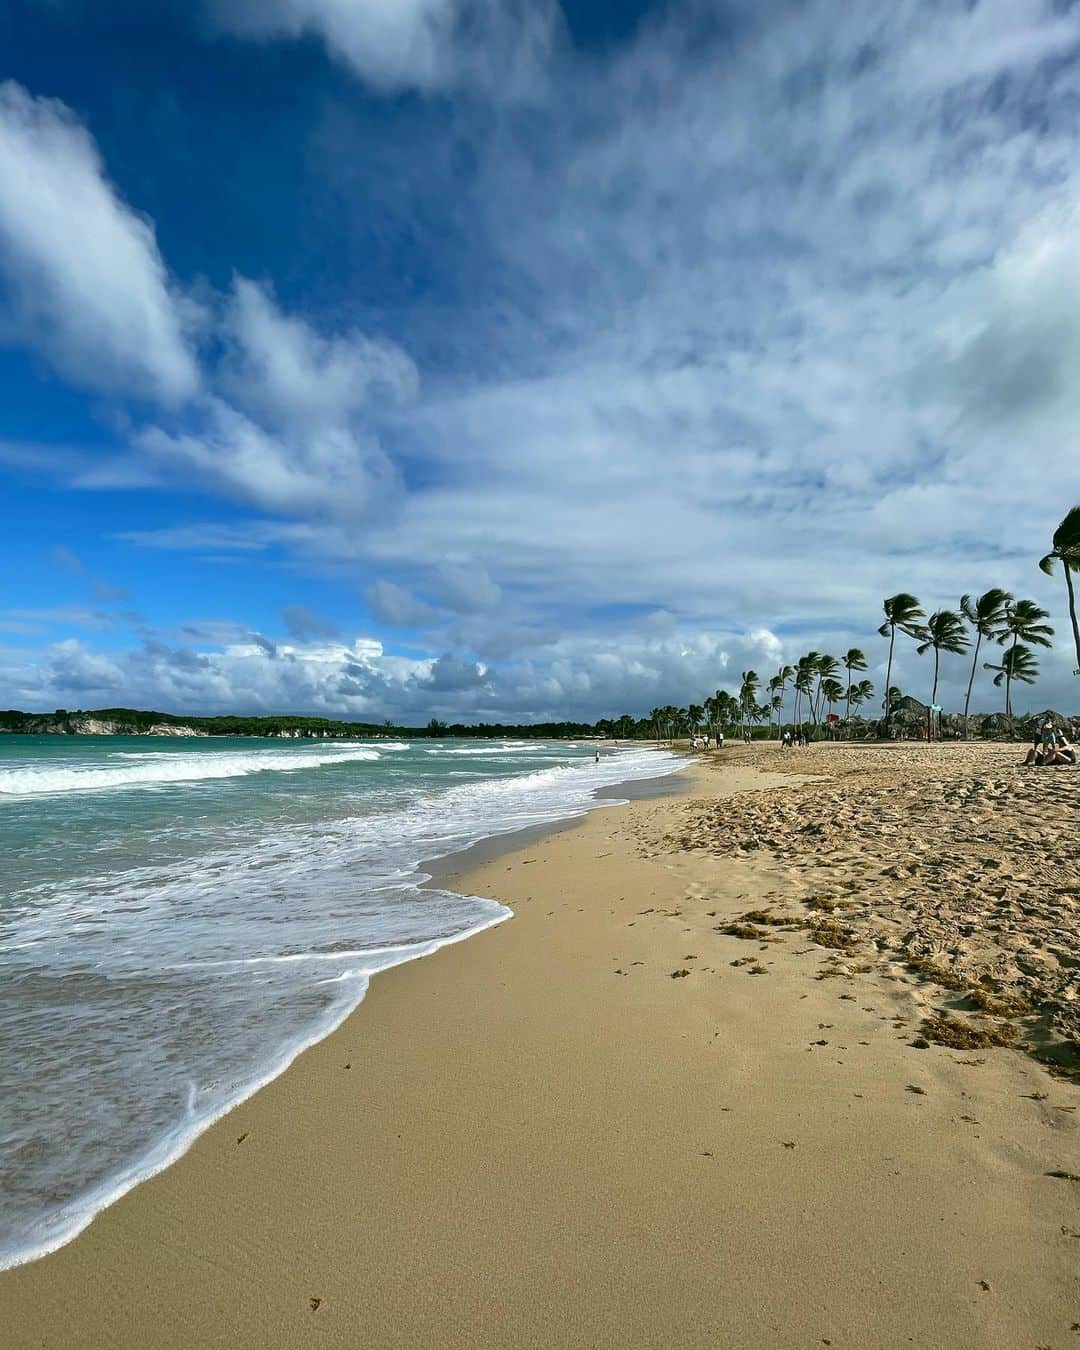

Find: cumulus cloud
<box><xmin>209</xmin><ymin>0</ymin><xmax>561</xmax><ymax>96</ymax></box>
<box><xmin>0</xmin><ymin>82</ymin><xmax>200</xmax><ymax>403</ymax></box>
<box><xmin>5</xmin><ymin>613</ymin><xmax>1073</xmax><ymax>725</ymax></box>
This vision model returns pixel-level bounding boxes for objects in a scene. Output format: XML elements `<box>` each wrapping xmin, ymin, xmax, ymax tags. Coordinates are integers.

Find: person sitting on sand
<box><xmin>1021</xmin><ymin>731</ymin><xmax>1049</xmax><ymax>767</ymax></box>
<box><xmin>1049</xmin><ymin>731</ymin><xmax>1076</xmax><ymax>766</ymax></box>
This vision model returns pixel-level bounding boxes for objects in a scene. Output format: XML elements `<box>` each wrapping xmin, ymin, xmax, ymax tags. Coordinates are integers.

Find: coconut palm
<box><xmin>766</xmin><ymin>676</ymin><xmax>782</xmax><ymax>735</ymax></box>
<box><xmin>848</xmin><ymin>678</ymin><xmax>875</xmax><ymax>721</ymax></box>
<box><xmin>811</xmin><ymin>654</ymin><xmax>840</xmax><ymax>727</ymax></box>
<box><xmin>959</xmin><ymin>589</ymin><xmax>1012</xmax><ymax>735</ymax></box>
<box><xmin>1039</xmin><ymin>505</ymin><xmax>1080</xmax><ymax>674</ymax></box>
<box><xmin>995</xmin><ymin>598</ymin><xmax>1053</xmax><ymax>732</ymax></box>
<box><xmin>878</xmin><ymin>595</ymin><xmax>926</xmax><ymax>733</ymax></box>
<box><xmin>983</xmin><ymin>644</ymin><xmax>1040</xmax><ymax>719</ymax></box>
<box><xmin>687</xmin><ymin>704</ymin><xmax>704</xmax><ymax>736</ymax></box>
<box><xmin>819</xmin><ymin>677</ymin><xmax>845</xmax><ymax>733</ymax></box>
<box><xmin>841</xmin><ymin>648</ymin><xmax>868</xmax><ymax>729</ymax></box>
<box><xmin>773</xmin><ymin>664</ymin><xmax>794</xmax><ymax>738</ymax></box>
<box><xmin>738</xmin><ymin>671</ymin><xmax>759</xmax><ymax>736</ymax></box>
<box><xmin>916</xmin><ymin>610</ymin><xmax>969</xmax><ymax>736</ymax></box>
<box><xmin>793</xmin><ymin>654</ymin><xmax>816</xmax><ymax>729</ymax></box>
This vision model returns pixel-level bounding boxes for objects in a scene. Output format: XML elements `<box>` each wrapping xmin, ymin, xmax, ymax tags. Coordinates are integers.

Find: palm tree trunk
<box><xmin>883</xmin><ymin>627</ymin><xmax>895</xmax><ymax>734</ymax></box>
<box><xmin>930</xmin><ymin>649</ymin><xmax>940</xmax><ymax>741</ymax></box>
<box><xmin>1006</xmin><ymin>634</ymin><xmax>1017</xmax><ymax>732</ymax></box>
<box><xmin>963</xmin><ymin>631</ymin><xmax>982</xmax><ymax>739</ymax></box>
<box><xmin>1065</xmin><ymin>564</ymin><xmax>1080</xmax><ymax>673</ymax></box>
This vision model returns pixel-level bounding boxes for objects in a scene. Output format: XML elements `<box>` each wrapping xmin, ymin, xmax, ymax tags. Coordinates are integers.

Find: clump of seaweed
<box><xmin>967</xmin><ymin>986</ymin><xmax>1036</xmax><ymax>1017</ymax></box>
<box><xmin>906</xmin><ymin>957</ymin><xmax>968</xmax><ymax>991</ymax></box>
<box><xmin>806</xmin><ymin>920</ymin><xmax>859</xmax><ymax>952</ymax></box>
<box><xmin>804</xmin><ymin>895</ymin><xmax>843</xmax><ymax>913</ymax></box>
<box><xmin>739</xmin><ymin>909</ymin><xmax>795</xmax><ymax>926</ymax></box>
<box><xmin>919</xmin><ymin>1012</ymin><xmax>1018</xmax><ymax>1050</ymax></box>
<box><xmin>717</xmin><ymin>921</ymin><xmax>767</xmax><ymax>940</ymax></box>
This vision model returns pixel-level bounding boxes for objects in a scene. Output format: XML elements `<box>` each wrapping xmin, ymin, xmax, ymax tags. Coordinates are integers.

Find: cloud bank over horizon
<box><xmin>1</xmin><ymin>1</ymin><xmax>1079</xmax><ymax>723</ymax></box>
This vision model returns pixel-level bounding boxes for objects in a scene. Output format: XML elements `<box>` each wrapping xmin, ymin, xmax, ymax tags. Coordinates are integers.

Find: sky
<box><xmin>1</xmin><ymin>0</ymin><xmax>1079</xmax><ymax>724</ymax></box>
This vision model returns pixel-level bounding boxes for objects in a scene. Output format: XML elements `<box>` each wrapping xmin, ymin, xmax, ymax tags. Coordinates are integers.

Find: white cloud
<box><xmin>220</xmin><ymin>278</ymin><xmax>418</xmax><ymax>430</ymax></box>
<box><xmin>137</xmin><ymin>396</ymin><xmax>401</xmax><ymax>518</ymax></box>
<box><xmin>209</xmin><ymin>0</ymin><xmax>561</xmax><ymax>96</ymax></box>
<box><xmin>0</xmin><ymin>82</ymin><xmax>199</xmax><ymax>403</ymax></box>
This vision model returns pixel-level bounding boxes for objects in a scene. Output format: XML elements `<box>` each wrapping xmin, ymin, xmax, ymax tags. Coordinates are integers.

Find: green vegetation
<box><xmin>1039</xmin><ymin>506</ymin><xmax>1080</xmax><ymax>674</ymax></box>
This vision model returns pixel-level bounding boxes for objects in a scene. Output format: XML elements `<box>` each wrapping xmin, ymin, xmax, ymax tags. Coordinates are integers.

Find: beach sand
<box><xmin>3</xmin><ymin>743</ymin><xmax>1078</xmax><ymax>1348</ymax></box>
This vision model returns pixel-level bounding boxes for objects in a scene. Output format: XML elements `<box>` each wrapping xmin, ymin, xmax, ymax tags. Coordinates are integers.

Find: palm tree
<box><xmin>819</xmin><ymin>677</ymin><xmax>844</xmax><ymax>734</ymax></box>
<box><xmin>738</xmin><ymin>671</ymin><xmax>759</xmax><ymax>737</ymax></box>
<box><xmin>849</xmin><ymin>678</ymin><xmax>875</xmax><ymax>722</ymax></box>
<box><xmin>811</xmin><ymin>654</ymin><xmax>840</xmax><ymax>728</ymax></box>
<box><xmin>773</xmin><ymin>664</ymin><xmax>794</xmax><ymax>738</ymax></box>
<box><xmin>1039</xmin><ymin>505</ymin><xmax>1080</xmax><ymax>674</ymax></box>
<box><xmin>841</xmin><ymin>648</ymin><xmax>868</xmax><ymax>730</ymax></box>
<box><xmin>959</xmin><ymin>589</ymin><xmax>1012</xmax><ymax>735</ymax></box>
<box><xmin>878</xmin><ymin>594</ymin><xmax>926</xmax><ymax>733</ymax></box>
<box><xmin>916</xmin><ymin>610</ymin><xmax>969</xmax><ymax>736</ymax></box>
<box><xmin>766</xmin><ymin>676</ymin><xmax>782</xmax><ymax>736</ymax></box>
<box><xmin>983</xmin><ymin>644</ymin><xmax>1040</xmax><ymax>719</ymax></box>
<box><xmin>995</xmin><ymin>599</ymin><xmax>1053</xmax><ymax>732</ymax></box>
<box><xmin>793</xmin><ymin>654</ymin><xmax>816</xmax><ymax>731</ymax></box>
<box><xmin>687</xmin><ymin>704</ymin><xmax>704</xmax><ymax>737</ymax></box>
<box><xmin>650</xmin><ymin>707</ymin><xmax>665</xmax><ymax>745</ymax></box>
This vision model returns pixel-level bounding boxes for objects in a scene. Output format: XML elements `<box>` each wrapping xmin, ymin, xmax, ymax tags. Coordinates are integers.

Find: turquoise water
<box><xmin>0</xmin><ymin>733</ymin><xmax>681</xmax><ymax>1267</ymax></box>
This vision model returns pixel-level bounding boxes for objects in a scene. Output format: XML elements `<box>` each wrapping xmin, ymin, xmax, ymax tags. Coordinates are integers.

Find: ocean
<box><xmin>0</xmin><ymin>733</ymin><xmax>682</xmax><ymax>1269</ymax></box>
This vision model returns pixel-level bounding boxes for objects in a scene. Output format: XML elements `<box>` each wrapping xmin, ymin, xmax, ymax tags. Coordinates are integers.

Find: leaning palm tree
<box><xmin>766</xmin><ymin>676</ymin><xmax>782</xmax><ymax>736</ymax></box>
<box><xmin>995</xmin><ymin>599</ymin><xmax>1053</xmax><ymax>733</ymax></box>
<box><xmin>1039</xmin><ymin>505</ymin><xmax>1080</xmax><ymax>674</ymax></box>
<box><xmin>916</xmin><ymin>610</ymin><xmax>969</xmax><ymax>736</ymax></box>
<box><xmin>983</xmin><ymin>644</ymin><xmax>1040</xmax><ymax>720</ymax></box>
<box><xmin>878</xmin><ymin>594</ymin><xmax>926</xmax><ymax>733</ymax></box>
<box><xmin>738</xmin><ymin>671</ymin><xmax>759</xmax><ymax>736</ymax></box>
<box><xmin>849</xmin><ymin>678</ymin><xmax>875</xmax><ymax>722</ymax></box>
<box><xmin>811</xmin><ymin>654</ymin><xmax>840</xmax><ymax>728</ymax></box>
<box><xmin>819</xmin><ymin>677</ymin><xmax>845</xmax><ymax>734</ymax></box>
<box><xmin>773</xmin><ymin>664</ymin><xmax>794</xmax><ymax>738</ymax></box>
<box><xmin>842</xmin><ymin>648</ymin><xmax>868</xmax><ymax>730</ymax></box>
<box><xmin>793</xmin><ymin>654</ymin><xmax>816</xmax><ymax>730</ymax></box>
<box><xmin>959</xmin><ymin>589</ymin><xmax>1012</xmax><ymax>735</ymax></box>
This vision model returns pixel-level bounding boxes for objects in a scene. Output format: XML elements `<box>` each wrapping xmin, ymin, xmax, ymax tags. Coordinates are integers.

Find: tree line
<box><xmin>646</xmin><ymin>506</ymin><xmax>1079</xmax><ymax>743</ymax></box>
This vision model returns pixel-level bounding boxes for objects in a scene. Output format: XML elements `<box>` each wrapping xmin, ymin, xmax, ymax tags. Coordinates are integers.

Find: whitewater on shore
<box><xmin>0</xmin><ymin>734</ymin><xmax>682</xmax><ymax>1268</ymax></box>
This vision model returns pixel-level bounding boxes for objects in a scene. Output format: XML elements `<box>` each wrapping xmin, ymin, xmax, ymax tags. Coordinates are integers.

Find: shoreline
<box><xmin>0</xmin><ymin>748</ymin><xmax>685</xmax><ymax>1275</ymax></box>
<box><xmin>3</xmin><ymin>744</ymin><xmax>1076</xmax><ymax>1348</ymax></box>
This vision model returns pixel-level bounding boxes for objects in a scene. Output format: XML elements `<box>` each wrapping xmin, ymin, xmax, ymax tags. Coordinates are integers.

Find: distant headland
<box><xmin>0</xmin><ymin>708</ymin><xmax>601</xmax><ymax>740</ymax></box>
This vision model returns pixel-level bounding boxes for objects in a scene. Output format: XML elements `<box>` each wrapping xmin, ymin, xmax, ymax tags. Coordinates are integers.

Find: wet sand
<box><xmin>3</xmin><ymin>743</ymin><xmax>1078</xmax><ymax>1348</ymax></box>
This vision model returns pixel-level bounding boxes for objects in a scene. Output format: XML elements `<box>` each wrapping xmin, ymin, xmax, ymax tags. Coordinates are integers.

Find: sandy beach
<box><xmin>3</xmin><ymin>742</ymin><xmax>1078</xmax><ymax>1349</ymax></box>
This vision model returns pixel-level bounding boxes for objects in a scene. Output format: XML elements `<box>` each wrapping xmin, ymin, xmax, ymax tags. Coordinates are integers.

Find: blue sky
<box><xmin>1</xmin><ymin>0</ymin><xmax>1079</xmax><ymax>722</ymax></box>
